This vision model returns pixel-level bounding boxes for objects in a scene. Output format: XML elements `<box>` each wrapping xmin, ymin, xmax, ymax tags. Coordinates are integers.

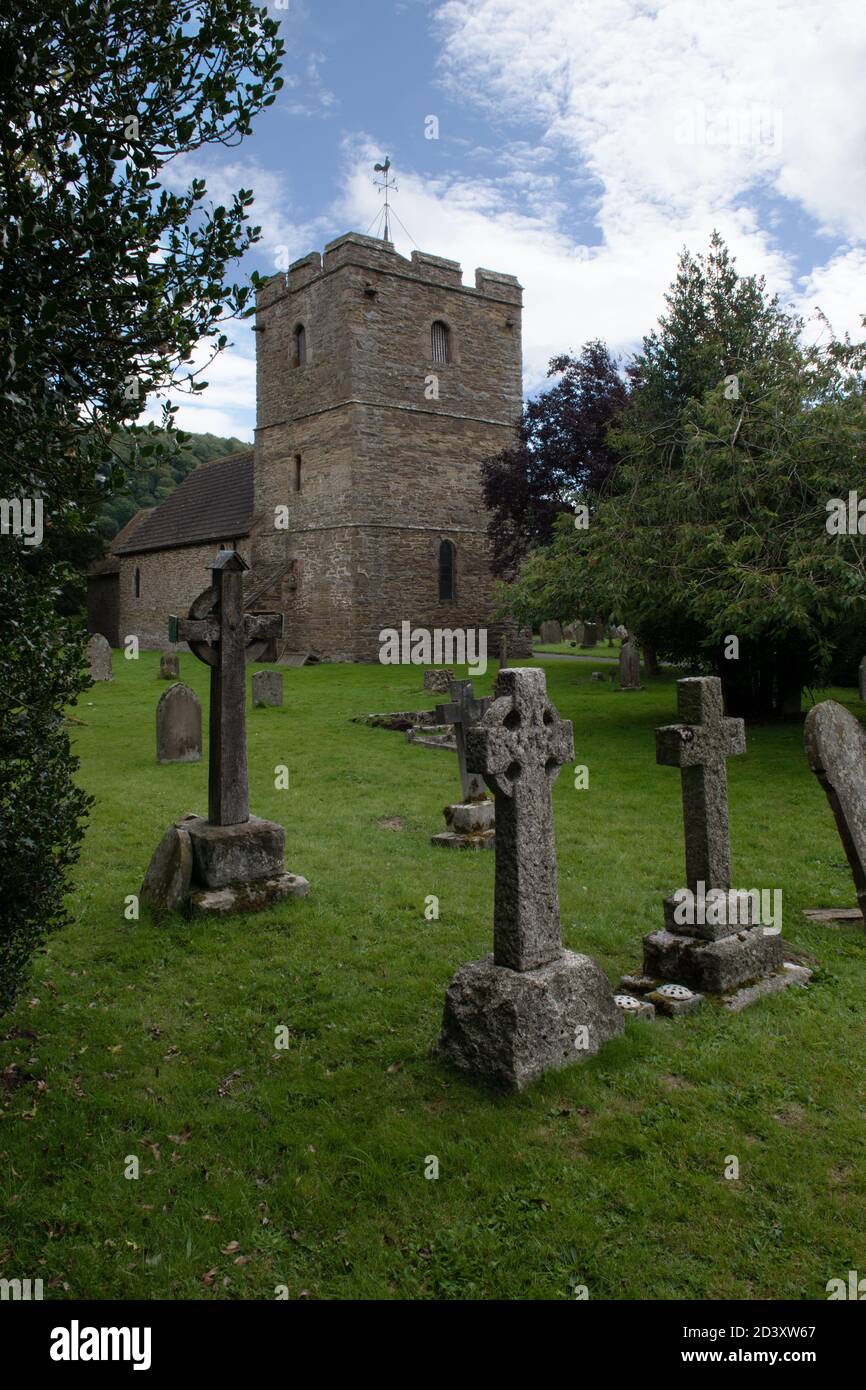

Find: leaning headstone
<box><xmin>859</xmin><ymin>656</ymin><xmax>866</xmax><ymax>702</ymax></box>
<box><xmin>618</xmin><ymin>637</ymin><xmax>641</xmax><ymax>691</ymax></box>
<box><xmin>156</xmin><ymin>682</ymin><xmax>202</xmax><ymax>764</ymax></box>
<box><xmin>626</xmin><ymin>677</ymin><xmax>808</xmax><ymax>1008</ymax></box>
<box><xmin>252</xmin><ymin>670</ymin><xmax>283</xmax><ymax>708</ymax></box>
<box><xmin>86</xmin><ymin>633</ymin><xmax>113</xmax><ymax>682</ymax></box>
<box><xmin>539</xmin><ymin>619</ymin><xmax>562</xmax><ymax>644</ymax></box>
<box><xmin>140</xmin><ymin>819</ymin><xmax>194</xmax><ymax>920</ymax></box>
<box><xmin>142</xmin><ymin>550</ymin><xmax>309</xmax><ymax>918</ymax></box>
<box><xmin>430</xmin><ymin>679</ymin><xmax>495</xmax><ymax>850</ymax></box>
<box><xmin>805</xmin><ymin>700</ymin><xmax>866</xmax><ymax>922</ymax></box>
<box><xmin>423</xmin><ymin>669</ymin><xmax>454</xmax><ymax>693</ymax></box>
<box><xmin>435</xmin><ymin>667</ymin><xmax>623</xmax><ymax>1090</ymax></box>
<box><xmin>159</xmin><ymin>652</ymin><xmax>180</xmax><ymax>680</ymax></box>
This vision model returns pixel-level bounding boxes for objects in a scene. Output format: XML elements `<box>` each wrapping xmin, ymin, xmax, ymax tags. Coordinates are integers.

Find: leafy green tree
<box><xmin>0</xmin><ymin>0</ymin><xmax>283</xmax><ymax>1008</ymax></box>
<box><xmin>507</xmin><ymin>235</ymin><xmax>866</xmax><ymax>718</ymax></box>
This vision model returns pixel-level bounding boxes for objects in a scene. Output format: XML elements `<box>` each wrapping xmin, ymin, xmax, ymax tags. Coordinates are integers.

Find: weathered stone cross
<box><xmin>433</xmin><ymin>679</ymin><xmax>492</xmax><ymax>801</ymax></box>
<box><xmin>655</xmin><ymin>676</ymin><xmax>745</xmax><ymax>893</ymax></box>
<box><xmin>466</xmin><ymin>668</ymin><xmax>574</xmax><ymax>972</ymax></box>
<box><xmin>169</xmin><ymin>550</ymin><xmax>283</xmax><ymax>827</ymax></box>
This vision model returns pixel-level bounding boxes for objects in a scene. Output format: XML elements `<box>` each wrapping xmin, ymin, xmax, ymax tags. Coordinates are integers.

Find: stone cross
<box><xmin>169</xmin><ymin>550</ymin><xmax>282</xmax><ymax>826</ymax></box>
<box><xmin>656</xmin><ymin>676</ymin><xmax>745</xmax><ymax>893</ymax></box>
<box><xmin>466</xmin><ymin>668</ymin><xmax>574</xmax><ymax>971</ymax></box>
<box><xmin>434</xmin><ymin>679</ymin><xmax>492</xmax><ymax>801</ymax></box>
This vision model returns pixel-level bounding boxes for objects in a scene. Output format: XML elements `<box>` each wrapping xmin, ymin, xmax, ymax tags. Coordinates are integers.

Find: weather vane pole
<box><xmin>373</xmin><ymin>156</ymin><xmax>397</xmax><ymax>242</ymax></box>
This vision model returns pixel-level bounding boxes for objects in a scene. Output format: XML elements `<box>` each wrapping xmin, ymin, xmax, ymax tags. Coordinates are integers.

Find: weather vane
<box><xmin>372</xmin><ymin>156</ymin><xmax>397</xmax><ymax>242</ymax></box>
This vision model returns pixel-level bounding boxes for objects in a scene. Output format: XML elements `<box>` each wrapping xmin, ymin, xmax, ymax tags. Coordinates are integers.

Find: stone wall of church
<box><xmin>115</xmin><ymin>539</ymin><xmax>252</xmax><ymax>651</ymax></box>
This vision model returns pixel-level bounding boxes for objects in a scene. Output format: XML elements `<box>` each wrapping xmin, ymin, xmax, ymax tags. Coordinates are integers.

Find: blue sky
<box><xmin>154</xmin><ymin>0</ymin><xmax>866</xmax><ymax>441</ymax></box>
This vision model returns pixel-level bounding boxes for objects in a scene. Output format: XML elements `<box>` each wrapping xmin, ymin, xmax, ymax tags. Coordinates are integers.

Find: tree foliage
<box><xmin>0</xmin><ymin>0</ymin><xmax>283</xmax><ymax>1008</ymax></box>
<box><xmin>481</xmin><ymin>341</ymin><xmax>630</xmax><ymax>579</ymax></box>
<box><xmin>508</xmin><ymin>235</ymin><xmax>866</xmax><ymax>718</ymax></box>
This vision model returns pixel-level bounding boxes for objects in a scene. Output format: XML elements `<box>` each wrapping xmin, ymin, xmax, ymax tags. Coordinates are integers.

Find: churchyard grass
<box><xmin>2</xmin><ymin>652</ymin><xmax>865</xmax><ymax>1300</ymax></box>
<box><xmin>534</xmin><ymin>639</ymin><xmax>618</xmax><ymax>656</ymax></box>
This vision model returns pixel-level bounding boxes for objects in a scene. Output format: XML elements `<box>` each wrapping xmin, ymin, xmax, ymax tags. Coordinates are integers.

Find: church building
<box><xmin>88</xmin><ymin>232</ymin><xmax>523</xmax><ymax>662</ymax></box>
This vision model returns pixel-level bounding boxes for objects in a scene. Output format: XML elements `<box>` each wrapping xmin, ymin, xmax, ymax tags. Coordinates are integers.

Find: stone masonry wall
<box><xmin>116</xmin><ymin>539</ymin><xmax>252</xmax><ymax>651</ymax></box>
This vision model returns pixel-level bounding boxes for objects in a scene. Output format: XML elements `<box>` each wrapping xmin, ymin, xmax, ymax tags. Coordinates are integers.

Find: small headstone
<box><xmin>573</xmin><ymin>620</ymin><xmax>585</xmax><ymax>645</ymax></box>
<box><xmin>423</xmin><ymin>668</ymin><xmax>454</xmax><ymax>693</ymax></box>
<box><xmin>252</xmin><ymin>670</ymin><xmax>283</xmax><ymax>708</ymax></box>
<box><xmin>86</xmin><ymin>633</ymin><xmax>113</xmax><ymax>682</ymax></box>
<box><xmin>539</xmin><ymin>620</ymin><xmax>562</xmax><ymax>643</ymax></box>
<box><xmin>590</xmin><ymin>671</ymin><xmax>604</xmax><ymax>682</ymax></box>
<box><xmin>618</xmin><ymin>637</ymin><xmax>641</xmax><ymax>691</ymax></box>
<box><xmin>156</xmin><ymin>682</ymin><xmax>202</xmax><ymax>764</ymax></box>
<box><xmin>859</xmin><ymin>656</ymin><xmax>866</xmax><ymax>702</ymax></box>
<box><xmin>583</xmin><ymin>622</ymin><xmax>599</xmax><ymax>647</ymax></box>
<box><xmin>140</xmin><ymin>821</ymin><xmax>194</xmax><ymax>920</ymax></box>
<box><xmin>159</xmin><ymin>652</ymin><xmax>180</xmax><ymax>680</ymax></box>
<box><xmin>435</xmin><ymin>667</ymin><xmax>623</xmax><ymax>1090</ymax></box>
<box><xmin>805</xmin><ymin>700</ymin><xmax>866</xmax><ymax>921</ymax></box>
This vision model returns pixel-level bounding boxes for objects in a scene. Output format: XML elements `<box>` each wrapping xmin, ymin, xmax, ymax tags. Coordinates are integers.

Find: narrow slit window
<box><xmin>294</xmin><ymin>323</ymin><xmax>307</xmax><ymax>367</ymax></box>
<box><xmin>439</xmin><ymin>540</ymin><xmax>455</xmax><ymax>601</ymax></box>
<box><xmin>294</xmin><ymin>455</ymin><xmax>302</xmax><ymax>493</ymax></box>
<box><xmin>431</xmin><ymin>320</ymin><xmax>450</xmax><ymax>365</ymax></box>
<box><xmin>133</xmin><ymin>566</ymin><xmax>141</xmax><ymax>598</ymax></box>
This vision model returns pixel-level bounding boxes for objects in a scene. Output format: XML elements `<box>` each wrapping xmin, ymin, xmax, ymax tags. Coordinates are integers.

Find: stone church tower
<box><xmin>251</xmin><ymin>232</ymin><xmax>523</xmax><ymax>661</ymax></box>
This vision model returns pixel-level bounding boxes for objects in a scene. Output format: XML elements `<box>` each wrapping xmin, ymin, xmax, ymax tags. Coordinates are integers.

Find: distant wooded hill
<box><xmin>99</xmin><ymin>431</ymin><xmax>249</xmax><ymax>540</ymax></box>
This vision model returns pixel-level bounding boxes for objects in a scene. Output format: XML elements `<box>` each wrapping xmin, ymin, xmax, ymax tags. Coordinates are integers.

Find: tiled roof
<box><xmin>113</xmin><ymin>451</ymin><xmax>254</xmax><ymax>555</ymax></box>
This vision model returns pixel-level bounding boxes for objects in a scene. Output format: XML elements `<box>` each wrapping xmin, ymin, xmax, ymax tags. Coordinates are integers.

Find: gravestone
<box><xmin>423</xmin><ymin>668</ymin><xmax>453</xmax><ymax>693</ymax></box>
<box><xmin>140</xmin><ymin>819</ymin><xmax>194</xmax><ymax>920</ymax></box>
<box><xmin>252</xmin><ymin>670</ymin><xmax>283</xmax><ymax>708</ymax></box>
<box><xmin>156</xmin><ymin>682</ymin><xmax>202</xmax><ymax>764</ymax></box>
<box><xmin>583</xmin><ymin>622</ymin><xmax>599</xmax><ymax>647</ymax></box>
<box><xmin>159</xmin><ymin>652</ymin><xmax>180</xmax><ymax>680</ymax></box>
<box><xmin>618</xmin><ymin>637</ymin><xmax>641</xmax><ymax>691</ymax></box>
<box><xmin>141</xmin><ymin>550</ymin><xmax>308</xmax><ymax>917</ymax></box>
<box><xmin>430</xmin><ymin>679</ymin><xmax>495</xmax><ymax>850</ymax></box>
<box><xmin>804</xmin><ymin>700</ymin><xmax>866</xmax><ymax>922</ymax></box>
<box><xmin>86</xmin><ymin>633</ymin><xmax>113</xmax><ymax>682</ymax></box>
<box><xmin>627</xmin><ymin>677</ymin><xmax>807</xmax><ymax>1007</ymax></box>
<box><xmin>859</xmin><ymin>656</ymin><xmax>866</xmax><ymax>702</ymax></box>
<box><xmin>539</xmin><ymin>619</ymin><xmax>562</xmax><ymax>643</ymax></box>
<box><xmin>436</xmin><ymin>667</ymin><xmax>623</xmax><ymax>1090</ymax></box>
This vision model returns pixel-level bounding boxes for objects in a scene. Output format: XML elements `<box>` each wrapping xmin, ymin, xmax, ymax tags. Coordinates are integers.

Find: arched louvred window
<box><xmin>431</xmin><ymin>320</ymin><xmax>450</xmax><ymax>365</ymax></box>
<box><xmin>439</xmin><ymin>540</ymin><xmax>455</xmax><ymax>601</ymax></box>
<box><xmin>294</xmin><ymin>323</ymin><xmax>307</xmax><ymax>367</ymax></box>
<box><xmin>133</xmin><ymin>566</ymin><xmax>141</xmax><ymax>598</ymax></box>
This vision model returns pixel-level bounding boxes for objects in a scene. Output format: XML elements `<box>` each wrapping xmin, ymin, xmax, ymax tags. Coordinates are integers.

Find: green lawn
<box><xmin>2</xmin><ymin>653</ymin><xmax>866</xmax><ymax>1300</ymax></box>
<box><xmin>534</xmin><ymin>638</ymin><xmax>619</xmax><ymax>657</ymax></box>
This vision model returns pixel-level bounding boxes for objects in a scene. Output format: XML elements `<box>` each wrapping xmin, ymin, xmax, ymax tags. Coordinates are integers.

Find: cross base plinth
<box><xmin>184</xmin><ymin>815</ymin><xmax>286</xmax><ymax>888</ymax></box>
<box><xmin>140</xmin><ymin>813</ymin><xmax>309</xmax><ymax>921</ymax></box>
<box><xmin>435</xmin><ymin>950</ymin><xmax>624</xmax><ymax>1092</ymax></box>
<box><xmin>641</xmin><ymin>926</ymin><xmax>785</xmax><ymax>995</ymax></box>
<box><xmin>430</xmin><ymin>798</ymin><xmax>495</xmax><ymax>850</ymax></box>
<box><xmin>189</xmin><ymin>871</ymin><xmax>309</xmax><ymax>918</ymax></box>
